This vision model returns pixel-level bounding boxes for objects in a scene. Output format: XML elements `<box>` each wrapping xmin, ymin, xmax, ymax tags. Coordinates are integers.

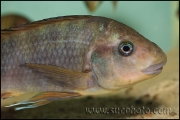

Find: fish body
<box><xmin>1</xmin><ymin>15</ymin><xmax>167</xmax><ymax>110</ymax></box>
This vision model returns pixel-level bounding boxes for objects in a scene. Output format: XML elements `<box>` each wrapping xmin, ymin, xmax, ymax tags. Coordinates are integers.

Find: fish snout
<box><xmin>141</xmin><ymin>61</ymin><xmax>166</xmax><ymax>75</ymax></box>
<box><xmin>141</xmin><ymin>51</ymin><xmax>167</xmax><ymax>75</ymax></box>
<box><xmin>141</xmin><ymin>41</ymin><xmax>167</xmax><ymax>75</ymax></box>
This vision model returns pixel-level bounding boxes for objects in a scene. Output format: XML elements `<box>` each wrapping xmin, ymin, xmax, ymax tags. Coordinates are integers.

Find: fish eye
<box><xmin>118</xmin><ymin>42</ymin><xmax>133</xmax><ymax>56</ymax></box>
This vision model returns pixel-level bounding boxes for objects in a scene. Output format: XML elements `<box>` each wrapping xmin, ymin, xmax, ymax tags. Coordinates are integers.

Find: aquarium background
<box><xmin>1</xmin><ymin>1</ymin><xmax>179</xmax><ymax>119</ymax></box>
<box><xmin>1</xmin><ymin>1</ymin><xmax>179</xmax><ymax>52</ymax></box>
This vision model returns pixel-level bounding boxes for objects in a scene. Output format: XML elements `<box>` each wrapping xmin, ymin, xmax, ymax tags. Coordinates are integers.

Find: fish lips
<box><xmin>141</xmin><ymin>62</ymin><xmax>166</xmax><ymax>75</ymax></box>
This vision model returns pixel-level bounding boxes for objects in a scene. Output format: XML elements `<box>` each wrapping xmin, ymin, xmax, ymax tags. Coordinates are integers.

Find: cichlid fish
<box><xmin>85</xmin><ymin>1</ymin><xmax>117</xmax><ymax>12</ymax></box>
<box><xmin>85</xmin><ymin>1</ymin><xmax>102</xmax><ymax>12</ymax></box>
<box><xmin>1</xmin><ymin>15</ymin><xmax>167</xmax><ymax>110</ymax></box>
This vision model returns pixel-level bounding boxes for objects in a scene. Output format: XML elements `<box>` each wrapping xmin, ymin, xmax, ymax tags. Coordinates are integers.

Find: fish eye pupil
<box><xmin>122</xmin><ymin>45</ymin><xmax>130</xmax><ymax>52</ymax></box>
<box><xmin>118</xmin><ymin>42</ymin><xmax>133</xmax><ymax>57</ymax></box>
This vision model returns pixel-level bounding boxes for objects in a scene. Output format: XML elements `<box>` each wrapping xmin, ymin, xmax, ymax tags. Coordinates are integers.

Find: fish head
<box><xmin>91</xmin><ymin>21</ymin><xmax>167</xmax><ymax>90</ymax></box>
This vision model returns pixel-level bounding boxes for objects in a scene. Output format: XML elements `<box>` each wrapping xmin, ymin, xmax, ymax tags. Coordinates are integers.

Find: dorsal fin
<box><xmin>1</xmin><ymin>15</ymin><xmax>92</xmax><ymax>39</ymax></box>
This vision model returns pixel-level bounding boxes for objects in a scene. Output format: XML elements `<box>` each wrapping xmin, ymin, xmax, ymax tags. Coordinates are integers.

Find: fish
<box><xmin>85</xmin><ymin>1</ymin><xmax>118</xmax><ymax>12</ymax></box>
<box><xmin>112</xmin><ymin>1</ymin><xmax>117</xmax><ymax>10</ymax></box>
<box><xmin>85</xmin><ymin>1</ymin><xmax>102</xmax><ymax>12</ymax></box>
<box><xmin>1</xmin><ymin>15</ymin><xmax>167</xmax><ymax>110</ymax></box>
<box><xmin>1</xmin><ymin>14</ymin><xmax>30</xmax><ymax>29</ymax></box>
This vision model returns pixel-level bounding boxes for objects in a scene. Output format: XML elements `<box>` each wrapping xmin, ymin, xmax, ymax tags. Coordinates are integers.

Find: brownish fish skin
<box><xmin>1</xmin><ymin>15</ymin><xmax>167</xmax><ymax>110</ymax></box>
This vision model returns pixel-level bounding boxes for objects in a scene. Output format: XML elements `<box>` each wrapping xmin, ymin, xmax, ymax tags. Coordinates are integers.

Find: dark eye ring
<box><xmin>118</xmin><ymin>42</ymin><xmax>134</xmax><ymax>56</ymax></box>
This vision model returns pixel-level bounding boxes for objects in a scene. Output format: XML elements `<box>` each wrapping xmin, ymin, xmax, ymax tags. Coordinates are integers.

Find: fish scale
<box><xmin>1</xmin><ymin>16</ymin><xmax>106</xmax><ymax>93</ymax></box>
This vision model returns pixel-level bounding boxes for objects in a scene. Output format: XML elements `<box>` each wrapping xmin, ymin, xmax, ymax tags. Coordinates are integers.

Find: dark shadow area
<box><xmin>1</xmin><ymin>94</ymin><xmax>162</xmax><ymax>119</ymax></box>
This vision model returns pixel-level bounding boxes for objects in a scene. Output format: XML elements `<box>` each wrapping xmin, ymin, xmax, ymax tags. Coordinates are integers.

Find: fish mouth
<box><xmin>141</xmin><ymin>62</ymin><xmax>166</xmax><ymax>75</ymax></box>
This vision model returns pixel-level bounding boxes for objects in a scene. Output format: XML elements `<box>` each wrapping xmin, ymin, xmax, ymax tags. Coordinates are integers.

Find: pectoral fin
<box><xmin>21</xmin><ymin>63</ymin><xmax>92</xmax><ymax>89</ymax></box>
<box><xmin>5</xmin><ymin>91</ymin><xmax>81</xmax><ymax>110</ymax></box>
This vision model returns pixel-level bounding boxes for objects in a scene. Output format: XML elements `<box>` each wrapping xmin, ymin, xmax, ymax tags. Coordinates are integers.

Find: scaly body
<box><xmin>1</xmin><ymin>16</ymin><xmax>107</xmax><ymax>94</ymax></box>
